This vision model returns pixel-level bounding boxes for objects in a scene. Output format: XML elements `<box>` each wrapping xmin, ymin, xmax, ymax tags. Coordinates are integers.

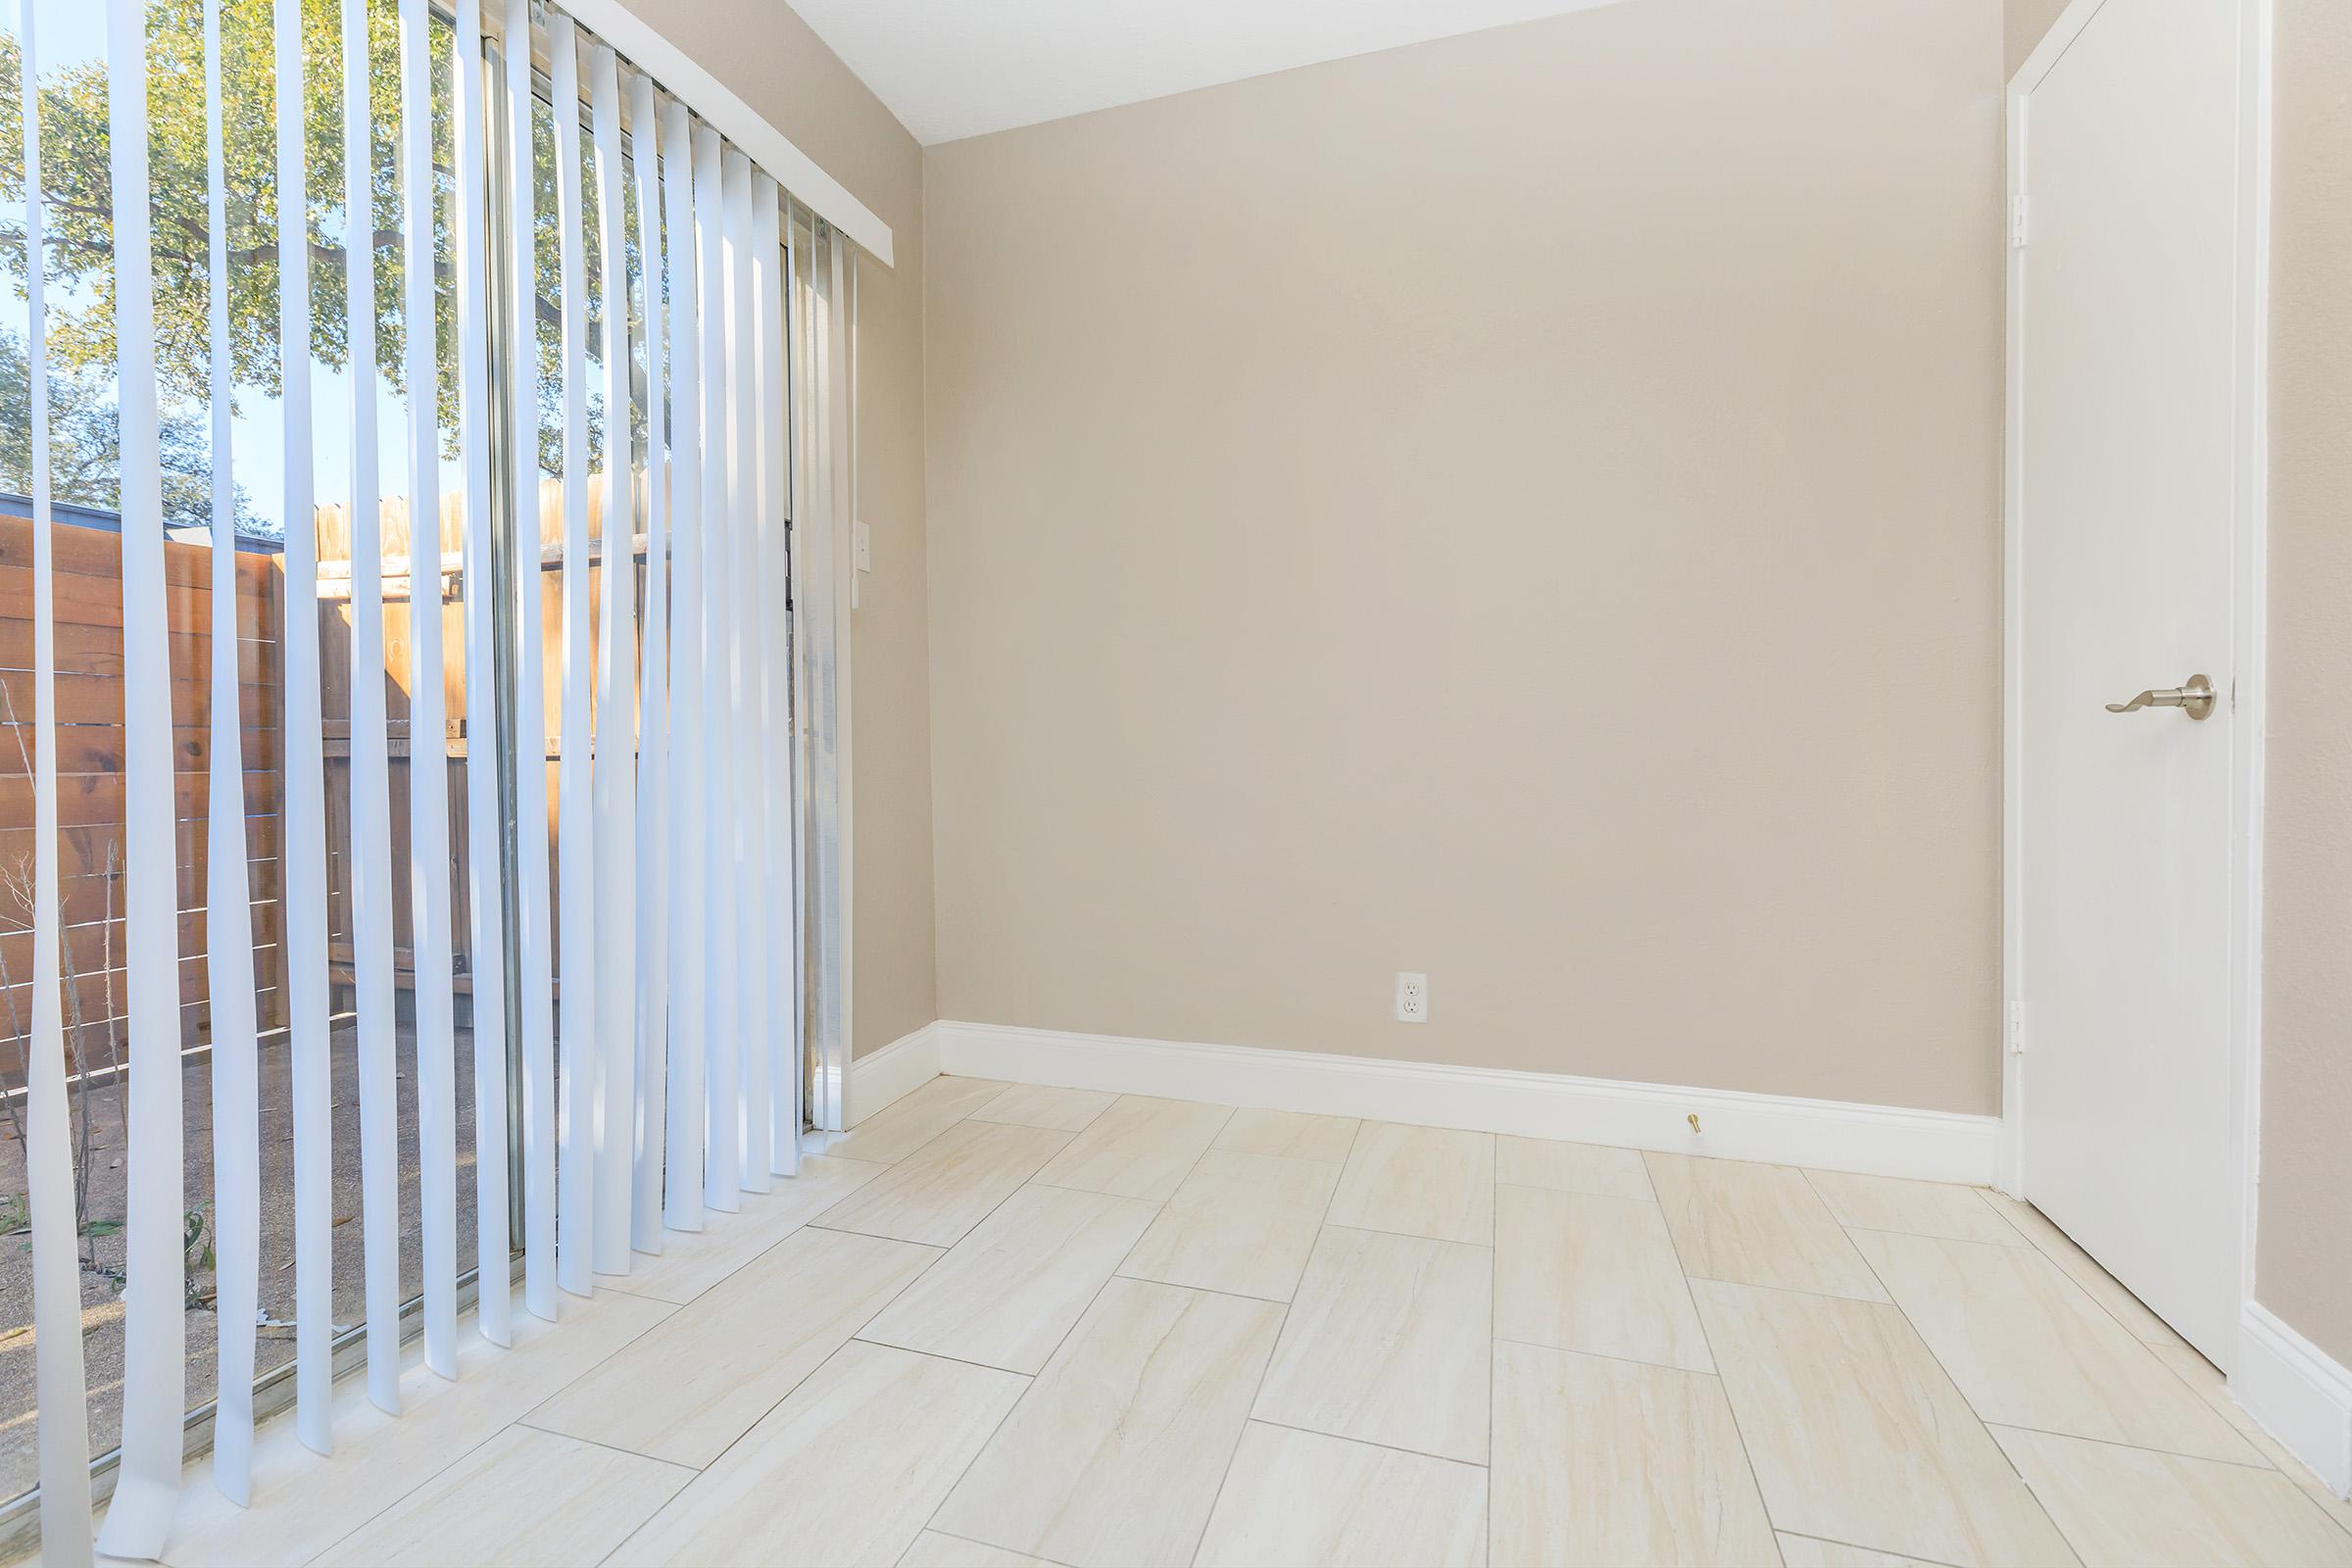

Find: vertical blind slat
<box><xmin>505</xmin><ymin>0</ymin><xmax>561</xmax><ymax>1324</ymax></box>
<box><xmin>277</xmin><ymin>0</ymin><xmax>339</xmax><ymax>1452</ymax></box>
<box><xmin>754</xmin><ymin>177</ymin><xmax>800</xmax><ymax>1176</ymax></box>
<box><xmin>552</xmin><ymin>13</ymin><xmax>601</xmax><ymax>1293</ymax></box>
<box><xmin>401</xmin><ymin>0</ymin><xmax>464</xmax><ymax>1381</ymax></box>
<box><xmin>454</xmin><ymin>0</ymin><xmax>514</xmax><ymax>1348</ymax></box>
<box><xmin>589</xmin><ymin>46</ymin><xmax>639</xmax><ymax>1274</ymax></box>
<box><xmin>20</xmin><ymin>4</ymin><xmax>98</xmax><ymax>1556</ymax></box>
<box><xmin>693</xmin><ymin>122</ymin><xmax>741</xmax><ymax>1209</ymax></box>
<box><xmin>630</xmin><ymin>71</ymin><xmax>672</xmax><ymax>1254</ymax></box>
<box><xmin>721</xmin><ymin>149</ymin><xmax>771</xmax><ymax>1193</ymax></box>
<box><xmin>203</xmin><ymin>0</ymin><xmax>264</xmax><ymax>1503</ymax></box>
<box><xmin>829</xmin><ymin>236</ymin><xmax>855</xmax><ymax>1089</ymax></box>
<box><xmin>661</xmin><ymin>96</ymin><xmax>709</xmax><ymax>1232</ymax></box>
<box><xmin>94</xmin><ymin>0</ymin><xmax>190</xmax><ymax>1550</ymax></box>
<box><xmin>345</xmin><ymin>0</ymin><xmax>409</xmax><ymax>1418</ymax></box>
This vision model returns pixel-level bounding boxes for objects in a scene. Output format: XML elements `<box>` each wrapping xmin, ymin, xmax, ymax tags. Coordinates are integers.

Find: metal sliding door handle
<box><xmin>2104</xmin><ymin>673</ymin><xmax>2216</xmax><ymax>720</ymax></box>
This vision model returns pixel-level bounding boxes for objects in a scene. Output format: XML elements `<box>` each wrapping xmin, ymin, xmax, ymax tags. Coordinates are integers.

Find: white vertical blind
<box><xmin>95</xmin><ymin>0</ymin><xmax>188</xmax><ymax>1552</ymax></box>
<box><xmin>344</xmin><ymin>0</ymin><xmax>408</xmax><ymax>1419</ymax></box>
<box><xmin>754</xmin><ymin>179</ymin><xmax>800</xmax><ymax>1176</ymax></box>
<box><xmin>660</xmin><ymin>96</ymin><xmax>708</xmax><ymax>1233</ymax></box>
<box><xmin>693</xmin><ymin>122</ymin><xmax>740</xmax><ymax>1211</ymax></box>
<box><xmin>589</xmin><ymin>45</ymin><xmax>639</xmax><ymax>1275</ymax></box>
<box><xmin>21</xmin><ymin>4</ymin><xmax>848</xmax><ymax>1547</ymax></box>
<box><xmin>552</xmin><ymin>12</ymin><xmax>599</xmax><ymax>1297</ymax></box>
<box><xmin>18</xmin><ymin>5</ymin><xmax>96</xmax><ymax>1558</ymax></box>
<box><xmin>630</xmin><ymin>72</ymin><xmax>672</xmax><ymax>1255</ymax></box>
<box><xmin>454</xmin><ymin>0</ymin><xmax>514</xmax><ymax>1348</ymax></box>
<box><xmin>202</xmin><ymin>0</ymin><xmax>263</xmax><ymax>1503</ymax></box>
<box><xmin>505</xmin><ymin>0</ymin><xmax>561</xmax><ymax>1326</ymax></box>
<box><xmin>277</xmin><ymin>0</ymin><xmax>338</xmax><ymax>1452</ymax></box>
<box><xmin>721</xmin><ymin>149</ymin><xmax>771</xmax><ymax>1193</ymax></box>
<box><xmin>401</xmin><ymin>0</ymin><xmax>462</xmax><ymax>1382</ymax></box>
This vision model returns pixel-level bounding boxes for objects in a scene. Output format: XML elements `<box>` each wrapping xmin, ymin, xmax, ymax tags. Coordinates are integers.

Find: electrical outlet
<box><xmin>1395</xmin><ymin>971</ymin><xmax>1428</xmax><ymax>1023</ymax></box>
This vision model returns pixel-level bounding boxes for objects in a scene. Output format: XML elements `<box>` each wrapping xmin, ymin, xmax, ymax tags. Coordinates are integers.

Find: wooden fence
<box><xmin>0</xmin><ymin>476</ymin><xmax>639</xmax><ymax>1074</ymax></box>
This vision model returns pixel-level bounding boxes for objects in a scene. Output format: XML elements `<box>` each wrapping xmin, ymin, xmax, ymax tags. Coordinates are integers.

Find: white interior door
<box><xmin>2010</xmin><ymin>0</ymin><xmax>2259</xmax><ymax>1368</ymax></box>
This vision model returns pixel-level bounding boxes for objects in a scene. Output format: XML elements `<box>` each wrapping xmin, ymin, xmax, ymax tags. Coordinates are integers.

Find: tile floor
<box><xmin>102</xmin><ymin>1077</ymin><xmax>2352</xmax><ymax>1568</ymax></box>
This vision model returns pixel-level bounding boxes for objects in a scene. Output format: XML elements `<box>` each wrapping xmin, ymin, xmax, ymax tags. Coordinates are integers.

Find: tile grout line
<box><xmin>593</xmin><ymin>1096</ymin><xmax>1055</xmax><ymax>1564</ymax></box>
<box><xmin>1778</xmin><ymin>1529</ymin><xmax>1967</xmax><ymax>1568</ymax></box>
<box><xmin>1980</xmin><ymin>1418</ymin><xmax>2304</xmax><ymax>1475</ymax></box>
<box><xmin>908</xmin><ymin>1094</ymin><xmax>1227</xmax><ymax>1561</ymax></box>
<box><xmin>1642</xmin><ymin>1148</ymin><xmax>1788</xmax><ymax>1568</ymax></box>
<box><xmin>504</xmin><ymin>1417</ymin><xmax>702</xmax><ymax>1475</ymax></box>
<box><xmin>1856</xmin><ymin>1195</ymin><xmax>2294</xmax><ymax>1480</ymax></box>
<box><xmin>1240</xmin><ymin>1414</ymin><xmax>1488</xmax><ymax>1472</ymax></box>
<box><xmin>292</xmin><ymin>1295</ymin><xmax>682</xmax><ymax>1568</ymax></box>
<box><xmin>1485</xmin><ymin>1130</ymin><xmax>1497</xmax><ymax>1568</ymax></box>
<box><xmin>1971</xmin><ymin>1186</ymin><xmax>2352</xmax><ymax>1537</ymax></box>
<box><xmin>1183</xmin><ymin>1113</ymin><xmax>1361</xmax><ymax>1568</ymax></box>
<box><xmin>1838</xmin><ymin>1195</ymin><xmax>2084</xmax><ymax>1568</ymax></box>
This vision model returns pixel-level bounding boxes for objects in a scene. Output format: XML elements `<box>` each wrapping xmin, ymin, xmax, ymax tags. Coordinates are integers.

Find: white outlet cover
<box><xmin>1395</xmin><ymin>971</ymin><xmax>1428</xmax><ymax>1023</ymax></box>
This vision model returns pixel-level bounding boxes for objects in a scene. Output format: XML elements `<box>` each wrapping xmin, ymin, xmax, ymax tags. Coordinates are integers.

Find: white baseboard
<box><xmin>931</xmin><ymin>1020</ymin><xmax>1999</xmax><ymax>1185</ymax></box>
<box><xmin>844</xmin><ymin>1023</ymin><xmax>943</xmax><ymax>1127</ymax></box>
<box><xmin>2235</xmin><ymin>1301</ymin><xmax>2352</xmax><ymax>1498</ymax></box>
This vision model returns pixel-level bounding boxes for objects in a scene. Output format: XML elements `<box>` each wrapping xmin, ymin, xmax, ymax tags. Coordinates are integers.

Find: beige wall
<box><xmin>924</xmin><ymin>0</ymin><xmax>2006</xmax><ymax>1113</ymax></box>
<box><xmin>2003</xmin><ymin>0</ymin><xmax>2073</xmax><ymax>76</ymax></box>
<box><xmin>612</xmin><ymin>0</ymin><xmax>939</xmax><ymax>1055</ymax></box>
<box><xmin>2254</xmin><ymin>0</ymin><xmax>2352</xmax><ymax>1371</ymax></box>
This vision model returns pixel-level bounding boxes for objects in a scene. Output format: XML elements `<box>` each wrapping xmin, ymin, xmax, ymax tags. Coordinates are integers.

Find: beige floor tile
<box><xmin>601</xmin><ymin>1154</ymin><xmax>893</xmax><ymax>1305</ymax></box>
<box><xmin>1690</xmin><ymin>1279</ymin><xmax>2077</xmax><ymax>1568</ymax></box>
<box><xmin>1851</xmin><ymin>1229</ymin><xmax>2258</xmax><ymax>1464</ymax></box>
<box><xmin>155</xmin><ymin>1292</ymin><xmax>674</xmax><ymax>1568</ymax></box>
<box><xmin>1194</xmin><ymin>1423</ymin><xmax>1486</xmax><ymax>1568</ymax></box>
<box><xmin>1253</xmin><ymin>1226</ymin><xmax>1492</xmax><ymax>1463</ymax></box>
<box><xmin>1776</xmin><ymin>1534</ymin><xmax>1947</xmax><ymax>1568</ymax></box>
<box><xmin>858</xmin><ymin>1184</ymin><xmax>1160</xmax><ymax>1373</ymax></box>
<box><xmin>1118</xmin><ymin>1149</ymin><xmax>1340</xmax><ymax>1301</ymax></box>
<box><xmin>1030</xmin><ymin>1095</ymin><xmax>1232</xmax><ymax>1201</ymax></box>
<box><xmin>613</xmin><ymin>1342</ymin><xmax>1025</xmax><ymax>1568</ymax></box>
<box><xmin>312</xmin><ymin>1425</ymin><xmax>694</xmax><ymax>1568</ymax></box>
<box><xmin>1326</xmin><ymin>1123</ymin><xmax>1495</xmax><ymax>1245</ymax></box>
<box><xmin>1494</xmin><ymin>1134</ymin><xmax>1654</xmax><ymax>1200</ymax></box>
<box><xmin>1993</xmin><ymin>1425</ymin><xmax>2352</xmax><ymax>1568</ymax></box>
<box><xmin>828</xmin><ymin>1076</ymin><xmax>1011</xmax><ymax>1164</ymax></box>
<box><xmin>2143</xmin><ymin>1331</ymin><xmax>2352</xmax><ymax>1538</ymax></box>
<box><xmin>934</xmin><ymin>1278</ymin><xmax>1284</xmax><ymax>1568</ymax></box>
<box><xmin>1214</xmin><ymin>1107</ymin><xmax>1360</xmax><ymax>1162</ymax></box>
<box><xmin>971</xmin><ymin>1082</ymin><xmax>1118</xmax><ymax>1132</ymax></box>
<box><xmin>1804</xmin><ymin>1170</ymin><xmax>2026</xmax><ymax>1247</ymax></box>
<box><xmin>1491</xmin><ymin>1341</ymin><xmax>1777</xmax><ymax>1568</ymax></box>
<box><xmin>1976</xmin><ymin>1191</ymin><xmax>2180</xmax><ymax>1347</ymax></box>
<box><xmin>1645</xmin><ymin>1153</ymin><xmax>1889</xmax><ymax>1301</ymax></box>
<box><xmin>898</xmin><ymin>1534</ymin><xmax>1056</xmax><ymax>1568</ymax></box>
<box><xmin>815</xmin><ymin>1119</ymin><xmax>1074</xmax><ymax>1247</ymax></box>
<box><xmin>1494</xmin><ymin>1184</ymin><xmax>1712</xmax><ymax>1372</ymax></box>
<box><xmin>525</xmin><ymin>1226</ymin><xmax>938</xmax><ymax>1466</ymax></box>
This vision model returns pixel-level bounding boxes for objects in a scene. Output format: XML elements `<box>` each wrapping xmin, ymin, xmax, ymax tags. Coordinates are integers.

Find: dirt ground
<box><xmin>0</xmin><ymin>1021</ymin><xmax>483</xmax><ymax>1501</ymax></box>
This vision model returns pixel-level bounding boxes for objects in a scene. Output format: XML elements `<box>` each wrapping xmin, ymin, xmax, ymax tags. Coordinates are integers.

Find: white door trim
<box><xmin>1999</xmin><ymin>0</ymin><xmax>2272</xmax><ymax>1367</ymax></box>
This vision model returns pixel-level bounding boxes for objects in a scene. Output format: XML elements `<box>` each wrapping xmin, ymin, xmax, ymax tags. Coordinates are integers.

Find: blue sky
<box><xmin>13</xmin><ymin>0</ymin><xmax>479</xmax><ymax>541</ymax></box>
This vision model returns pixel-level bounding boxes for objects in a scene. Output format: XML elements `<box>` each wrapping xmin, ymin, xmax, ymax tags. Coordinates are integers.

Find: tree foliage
<box><xmin>0</xmin><ymin>323</ymin><xmax>246</xmax><ymax>529</ymax></box>
<box><xmin>0</xmin><ymin>0</ymin><xmax>630</xmax><ymax>502</ymax></box>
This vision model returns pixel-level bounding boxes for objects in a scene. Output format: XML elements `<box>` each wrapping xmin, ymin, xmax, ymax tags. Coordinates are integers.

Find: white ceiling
<box><xmin>791</xmin><ymin>0</ymin><xmax>1627</xmax><ymax>145</ymax></box>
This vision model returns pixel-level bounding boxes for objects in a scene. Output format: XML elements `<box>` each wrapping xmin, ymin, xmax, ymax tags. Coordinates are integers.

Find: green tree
<box><xmin>0</xmin><ymin>0</ymin><xmax>626</xmax><ymax>492</ymax></box>
<box><xmin>0</xmin><ymin>323</ymin><xmax>252</xmax><ymax>530</ymax></box>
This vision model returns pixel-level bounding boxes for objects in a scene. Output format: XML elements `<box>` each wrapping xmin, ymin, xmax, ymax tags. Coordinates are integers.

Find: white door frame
<box><xmin>1998</xmin><ymin>0</ymin><xmax>2272</xmax><ymax>1365</ymax></box>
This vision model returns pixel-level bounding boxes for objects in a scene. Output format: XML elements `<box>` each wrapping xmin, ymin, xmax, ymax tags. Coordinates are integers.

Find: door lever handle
<box><xmin>2104</xmin><ymin>673</ymin><xmax>2216</xmax><ymax>720</ymax></box>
